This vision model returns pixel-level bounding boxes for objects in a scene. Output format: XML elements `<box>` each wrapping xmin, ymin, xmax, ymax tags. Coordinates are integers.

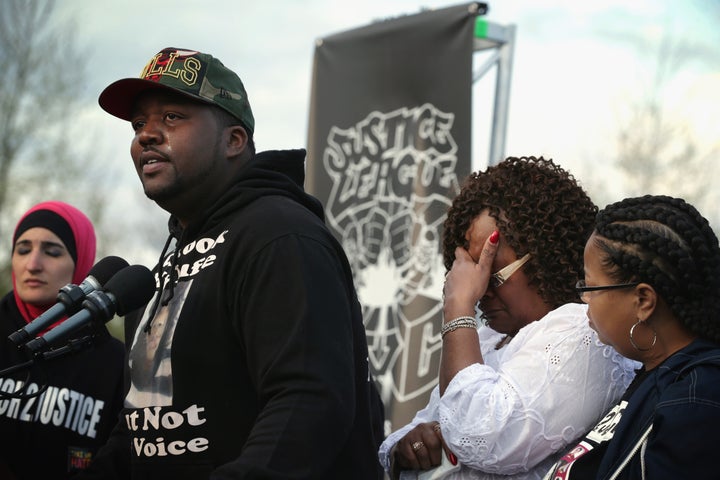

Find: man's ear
<box><xmin>225</xmin><ymin>125</ymin><xmax>249</xmax><ymax>158</ymax></box>
<box><xmin>636</xmin><ymin>283</ymin><xmax>657</xmax><ymax>321</ymax></box>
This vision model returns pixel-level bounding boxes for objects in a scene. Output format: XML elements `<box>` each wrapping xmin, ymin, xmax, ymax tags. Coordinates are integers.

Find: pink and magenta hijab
<box><xmin>11</xmin><ymin>201</ymin><xmax>96</xmax><ymax>324</ymax></box>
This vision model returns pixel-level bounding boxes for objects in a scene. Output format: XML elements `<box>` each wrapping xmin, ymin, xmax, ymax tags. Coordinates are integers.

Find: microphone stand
<box><xmin>0</xmin><ymin>335</ymin><xmax>96</xmax><ymax>399</ymax></box>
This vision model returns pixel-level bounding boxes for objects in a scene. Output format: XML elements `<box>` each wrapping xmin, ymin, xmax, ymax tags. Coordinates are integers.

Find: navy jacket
<box><xmin>596</xmin><ymin>339</ymin><xmax>720</xmax><ymax>479</ymax></box>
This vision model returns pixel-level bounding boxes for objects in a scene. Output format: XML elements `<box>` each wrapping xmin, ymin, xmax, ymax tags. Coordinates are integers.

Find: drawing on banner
<box><xmin>320</xmin><ymin>103</ymin><xmax>461</xmax><ymax>408</ymax></box>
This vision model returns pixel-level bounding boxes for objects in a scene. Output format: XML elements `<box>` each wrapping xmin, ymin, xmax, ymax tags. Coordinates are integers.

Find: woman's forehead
<box><xmin>15</xmin><ymin>227</ymin><xmax>65</xmax><ymax>246</ymax></box>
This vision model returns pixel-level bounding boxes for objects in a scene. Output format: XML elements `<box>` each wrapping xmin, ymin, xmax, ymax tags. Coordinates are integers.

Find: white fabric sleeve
<box><xmin>378</xmin><ymin>387</ymin><xmax>442</xmax><ymax>473</ymax></box>
<box><xmin>437</xmin><ymin>303</ymin><xmax>637</xmax><ymax>475</ymax></box>
<box><xmin>376</xmin><ymin>327</ymin><xmax>506</xmax><ymax>474</ymax></box>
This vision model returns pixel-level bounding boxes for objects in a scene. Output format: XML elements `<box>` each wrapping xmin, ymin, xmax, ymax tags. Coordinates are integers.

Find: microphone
<box><xmin>24</xmin><ymin>264</ymin><xmax>155</xmax><ymax>354</ymax></box>
<box><xmin>8</xmin><ymin>256</ymin><xmax>130</xmax><ymax>346</ymax></box>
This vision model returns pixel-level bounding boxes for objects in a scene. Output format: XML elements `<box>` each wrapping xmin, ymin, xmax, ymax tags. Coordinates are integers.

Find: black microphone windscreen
<box><xmin>89</xmin><ymin>256</ymin><xmax>130</xmax><ymax>285</ymax></box>
<box><xmin>104</xmin><ymin>265</ymin><xmax>156</xmax><ymax>316</ymax></box>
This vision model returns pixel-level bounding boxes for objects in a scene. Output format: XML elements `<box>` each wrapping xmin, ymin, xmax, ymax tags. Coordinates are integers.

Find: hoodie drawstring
<box><xmin>144</xmin><ymin>232</ymin><xmax>176</xmax><ymax>333</ymax></box>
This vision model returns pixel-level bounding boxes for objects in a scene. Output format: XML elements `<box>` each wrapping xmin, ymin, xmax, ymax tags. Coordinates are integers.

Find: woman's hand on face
<box><xmin>390</xmin><ymin>422</ymin><xmax>456</xmax><ymax>477</ymax></box>
<box><xmin>443</xmin><ymin>231</ymin><xmax>500</xmax><ymax>318</ymax></box>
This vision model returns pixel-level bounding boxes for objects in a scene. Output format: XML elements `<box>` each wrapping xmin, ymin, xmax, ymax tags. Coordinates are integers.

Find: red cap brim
<box><xmin>98</xmin><ymin>78</ymin><xmax>208</xmax><ymax>121</ymax></box>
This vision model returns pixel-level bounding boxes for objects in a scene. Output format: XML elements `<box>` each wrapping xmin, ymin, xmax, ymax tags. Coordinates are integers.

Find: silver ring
<box><xmin>411</xmin><ymin>440</ymin><xmax>425</xmax><ymax>452</ymax></box>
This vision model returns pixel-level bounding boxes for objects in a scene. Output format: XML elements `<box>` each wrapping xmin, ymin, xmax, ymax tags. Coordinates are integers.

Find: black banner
<box><xmin>307</xmin><ymin>3</ymin><xmax>481</xmax><ymax>433</ymax></box>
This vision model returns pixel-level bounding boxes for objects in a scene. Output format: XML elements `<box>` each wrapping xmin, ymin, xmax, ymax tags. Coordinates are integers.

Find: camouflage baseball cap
<box><xmin>99</xmin><ymin>47</ymin><xmax>255</xmax><ymax>133</ymax></box>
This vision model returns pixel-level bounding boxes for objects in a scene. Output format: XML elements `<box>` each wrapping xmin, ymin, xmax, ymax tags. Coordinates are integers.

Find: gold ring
<box><xmin>433</xmin><ymin>423</ymin><xmax>441</xmax><ymax>433</ymax></box>
<box><xmin>411</xmin><ymin>441</ymin><xmax>425</xmax><ymax>452</ymax></box>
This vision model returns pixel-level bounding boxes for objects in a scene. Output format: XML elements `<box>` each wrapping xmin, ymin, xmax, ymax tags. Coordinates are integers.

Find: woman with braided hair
<box><xmin>379</xmin><ymin>157</ymin><xmax>638</xmax><ymax>480</ymax></box>
<box><xmin>544</xmin><ymin>195</ymin><xmax>720</xmax><ymax>479</ymax></box>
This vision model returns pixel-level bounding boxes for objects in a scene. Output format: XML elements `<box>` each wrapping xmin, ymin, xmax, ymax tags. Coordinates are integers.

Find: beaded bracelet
<box><xmin>441</xmin><ymin>316</ymin><xmax>478</xmax><ymax>339</ymax></box>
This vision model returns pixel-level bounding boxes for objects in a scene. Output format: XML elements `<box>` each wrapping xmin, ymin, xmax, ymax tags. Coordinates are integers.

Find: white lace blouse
<box><xmin>378</xmin><ymin>303</ymin><xmax>640</xmax><ymax>480</ymax></box>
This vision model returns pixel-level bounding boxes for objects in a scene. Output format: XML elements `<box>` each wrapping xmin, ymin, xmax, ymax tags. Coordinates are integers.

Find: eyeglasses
<box><xmin>490</xmin><ymin>253</ymin><xmax>531</xmax><ymax>288</ymax></box>
<box><xmin>575</xmin><ymin>279</ymin><xmax>639</xmax><ymax>303</ymax></box>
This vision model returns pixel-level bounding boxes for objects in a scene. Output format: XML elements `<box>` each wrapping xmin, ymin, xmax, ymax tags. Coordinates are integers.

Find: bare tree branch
<box><xmin>0</xmin><ymin>0</ymin><xmax>108</xmax><ymax>292</ymax></box>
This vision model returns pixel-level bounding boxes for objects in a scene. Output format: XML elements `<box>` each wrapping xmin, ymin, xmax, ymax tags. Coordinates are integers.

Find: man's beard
<box><xmin>143</xmin><ymin>161</ymin><xmax>217</xmax><ymax>204</ymax></box>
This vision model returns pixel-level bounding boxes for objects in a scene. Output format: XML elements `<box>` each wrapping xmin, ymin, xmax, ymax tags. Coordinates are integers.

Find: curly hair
<box><xmin>593</xmin><ymin>195</ymin><xmax>720</xmax><ymax>343</ymax></box>
<box><xmin>442</xmin><ymin>156</ymin><xmax>597</xmax><ymax>308</ymax></box>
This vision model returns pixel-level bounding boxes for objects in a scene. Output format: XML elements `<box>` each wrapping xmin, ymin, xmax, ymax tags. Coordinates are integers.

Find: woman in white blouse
<box><xmin>379</xmin><ymin>157</ymin><xmax>639</xmax><ymax>480</ymax></box>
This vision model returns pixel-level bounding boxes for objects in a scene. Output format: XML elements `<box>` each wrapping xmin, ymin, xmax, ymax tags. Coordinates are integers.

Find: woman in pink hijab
<box><xmin>10</xmin><ymin>200</ymin><xmax>97</xmax><ymax>328</ymax></box>
<box><xmin>0</xmin><ymin>201</ymin><xmax>125</xmax><ymax>480</ymax></box>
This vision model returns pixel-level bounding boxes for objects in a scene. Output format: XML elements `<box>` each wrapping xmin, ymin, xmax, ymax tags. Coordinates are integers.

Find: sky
<box><xmin>53</xmin><ymin>0</ymin><xmax>720</xmax><ymax>266</ymax></box>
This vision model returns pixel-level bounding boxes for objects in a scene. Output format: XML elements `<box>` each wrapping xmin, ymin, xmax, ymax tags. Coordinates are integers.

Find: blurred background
<box><xmin>1</xmin><ymin>0</ymin><xmax>718</xmax><ymax>313</ymax></box>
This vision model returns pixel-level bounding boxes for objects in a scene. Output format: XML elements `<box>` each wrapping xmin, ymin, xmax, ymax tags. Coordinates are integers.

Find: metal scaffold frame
<box><xmin>473</xmin><ymin>17</ymin><xmax>516</xmax><ymax>166</ymax></box>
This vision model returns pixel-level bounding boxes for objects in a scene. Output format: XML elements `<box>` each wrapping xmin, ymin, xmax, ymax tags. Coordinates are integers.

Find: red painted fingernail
<box><xmin>489</xmin><ymin>231</ymin><xmax>500</xmax><ymax>244</ymax></box>
<box><xmin>449</xmin><ymin>452</ymin><xmax>457</xmax><ymax>465</ymax></box>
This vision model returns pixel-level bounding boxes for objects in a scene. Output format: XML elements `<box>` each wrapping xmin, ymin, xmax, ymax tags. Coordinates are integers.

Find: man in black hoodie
<box><xmin>81</xmin><ymin>47</ymin><xmax>384</xmax><ymax>479</ymax></box>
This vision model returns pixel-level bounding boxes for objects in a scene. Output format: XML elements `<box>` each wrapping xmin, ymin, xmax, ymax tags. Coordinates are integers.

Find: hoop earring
<box><xmin>629</xmin><ymin>319</ymin><xmax>657</xmax><ymax>352</ymax></box>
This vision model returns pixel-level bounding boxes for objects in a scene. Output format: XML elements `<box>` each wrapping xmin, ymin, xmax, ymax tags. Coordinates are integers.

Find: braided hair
<box><xmin>442</xmin><ymin>156</ymin><xmax>597</xmax><ymax>309</ymax></box>
<box><xmin>594</xmin><ymin>195</ymin><xmax>720</xmax><ymax>342</ymax></box>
